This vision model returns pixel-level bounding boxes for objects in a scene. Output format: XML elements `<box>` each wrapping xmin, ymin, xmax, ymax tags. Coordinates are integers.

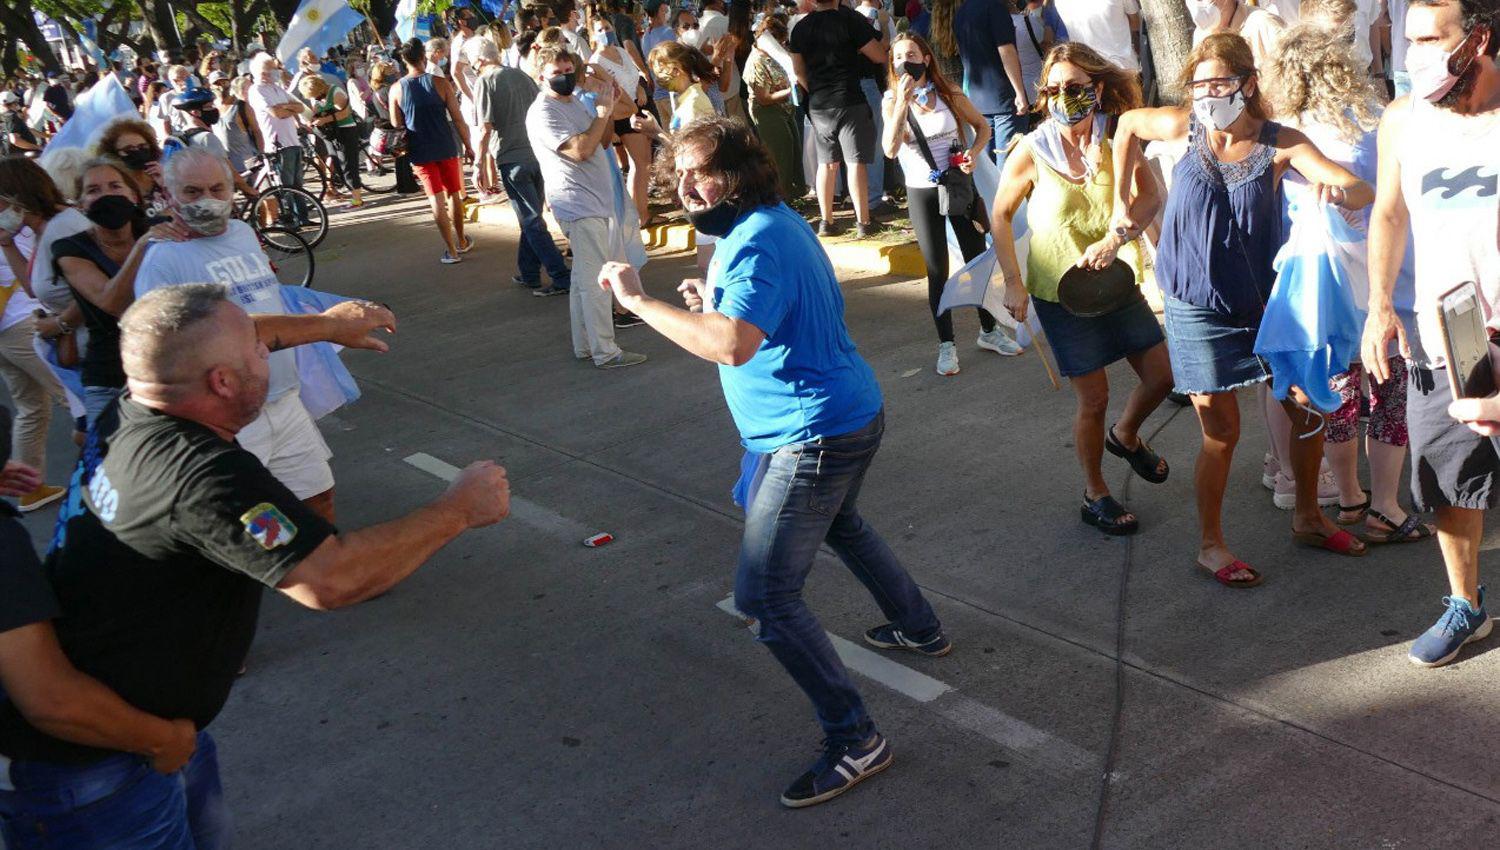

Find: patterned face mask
<box><xmin>1049</xmin><ymin>85</ymin><xmax>1097</xmax><ymax>126</ymax></box>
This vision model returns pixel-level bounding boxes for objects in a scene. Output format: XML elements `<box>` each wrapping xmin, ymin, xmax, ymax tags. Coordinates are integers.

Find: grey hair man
<box><xmin>135</xmin><ymin>147</ymin><xmax>354</xmax><ymax>521</ymax></box>
<box><xmin>9</xmin><ymin>283</ymin><xmax>510</xmax><ymax>847</ymax></box>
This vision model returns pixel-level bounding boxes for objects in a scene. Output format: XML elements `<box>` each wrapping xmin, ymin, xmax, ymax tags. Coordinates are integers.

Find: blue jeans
<box><xmin>733</xmin><ymin>410</ymin><xmax>941</xmax><ymax>744</ymax></box>
<box><xmin>83</xmin><ymin>385</ymin><xmax>121</xmax><ymax>428</ymax></box>
<box><xmin>273</xmin><ymin>145</ymin><xmax>308</xmax><ymax>223</ymax></box>
<box><xmin>498</xmin><ymin>160</ymin><xmax>570</xmax><ymax>286</ymax></box>
<box><xmin>986</xmin><ymin>106</ymin><xmax>1027</xmax><ymax>169</ymax></box>
<box><xmin>0</xmin><ymin>732</ymin><xmax>228</xmax><ymax>850</ymax></box>
<box><xmin>859</xmin><ymin>78</ymin><xmax>886</xmax><ymax>202</ymax></box>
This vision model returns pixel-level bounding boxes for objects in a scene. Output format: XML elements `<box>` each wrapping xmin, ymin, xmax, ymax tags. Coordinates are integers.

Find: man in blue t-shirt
<box><xmin>599</xmin><ymin>118</ymin><xmax>949</xmax><ymax>810</ymax></box>
<box><xmin>953</xmin><ymin>0</ymin><xmax>1029</xmax><ymax>161</ymax></box>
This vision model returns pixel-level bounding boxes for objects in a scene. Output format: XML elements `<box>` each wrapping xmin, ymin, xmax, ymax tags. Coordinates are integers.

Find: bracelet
<box><xmin>56</xmin><ymin>318</ymin><xmax>74</xmax><ymax>335</ymax></box>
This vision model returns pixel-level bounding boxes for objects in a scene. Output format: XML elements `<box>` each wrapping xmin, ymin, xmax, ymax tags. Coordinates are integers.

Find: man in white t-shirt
<box><xmin>1187</xmin><ymin>0</ymin><xmax>1287</xmax><ymax>69</ymax></box>
<box><xmin>525</xmin><ymin>45</ymin><xmax>645</xmax><ymax>370</ymax></box>
<box><xmin>1052</xmin><ymin>0</ymin><xmax>1141</xmax><ymax>72</ymax></box>
<box><xmin>449</xmin><ymin>7</ymin><xmax>495</xmax><ymax>201</ymax></box>
<box><xmin>132</xmin><ymin>150</ymin><xmax>382</xmax><ymax>521</ymax></box>
<box><xmin>247</xmin><ymin>53</ymin><xmax>309</xmax><ymax>218</ymax></box>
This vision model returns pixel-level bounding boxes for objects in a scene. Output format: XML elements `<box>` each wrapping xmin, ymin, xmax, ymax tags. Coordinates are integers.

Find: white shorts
<box><xmin>238</xmin><ymin>392</ymin><xmax>334</xmax><ymax>500</ymax></box>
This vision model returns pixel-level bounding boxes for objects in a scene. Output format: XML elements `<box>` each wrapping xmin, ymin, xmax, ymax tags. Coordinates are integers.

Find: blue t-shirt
<box><xmin>953</xmin><ymin>0</ymin><xmax>1019</xmax><ymax>115</ymax></box>
<box><xmin>710</xmin><ymin>203</ymin><xmax>882</xmax><ymax>452</ymax></box>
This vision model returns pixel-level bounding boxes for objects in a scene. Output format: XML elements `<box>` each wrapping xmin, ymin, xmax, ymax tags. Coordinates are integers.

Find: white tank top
<box><xmin>590</xmin><ymin>48</ymin><xmax>642</xmax><ymax>97</ymax></box>
<box><xmin>1398</xmin><ymin>97</ymin><xmax>1500</xmax><ymax>366</ymax></box>
<box><xmin>885</xmin><ymin>91</ymin><xmax>961</xmax><ymax>188</ymax></box>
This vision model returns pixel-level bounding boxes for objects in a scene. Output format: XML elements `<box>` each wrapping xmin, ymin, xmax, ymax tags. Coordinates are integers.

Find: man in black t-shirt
<box><xmin>0</xmin><ymin>285</ymin><xmax>512</xmax><ymax>847</ymax></box>
<box><xmin>789</xmin><ymin>0</ymin><xmax>888</xmax><ymax>237</ymax></box>
<box><xmin>0</xmin><ymin>409</ymin><xmax>201</xmax><ymax>848</ymax></box>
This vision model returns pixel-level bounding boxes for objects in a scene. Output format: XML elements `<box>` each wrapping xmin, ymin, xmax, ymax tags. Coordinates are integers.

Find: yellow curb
<box><xmin>471</xmin><ymin>205</ymin><xmax>925</xmax><ymax>277</ymax></box>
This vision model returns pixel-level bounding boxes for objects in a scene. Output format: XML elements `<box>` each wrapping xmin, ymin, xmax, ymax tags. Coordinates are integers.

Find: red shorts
<box><xmin>412</xmin><ymin>156</ymin><xmax>463</xmax><ymax>195</ymax></box>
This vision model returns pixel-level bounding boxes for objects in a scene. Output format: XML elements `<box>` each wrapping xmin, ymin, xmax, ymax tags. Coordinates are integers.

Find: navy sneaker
<box><xmin>863</xmin><ymin>623</ymin><xmax>952</xmax><ymax>657</ymax></box>
<box><xmin>779</xmin><ymin>733</ymin><xmax>892</xmax><ymax>809</ymax></box>
<box><xmin>512</xmin><ymin>275</ymin><xmax>541</xmax><ymax>289</ymax></box>
<box><xmin>1410</xmin><ymin>587</ymin><xmax>1493</xmax><ymax>668</ymax></box>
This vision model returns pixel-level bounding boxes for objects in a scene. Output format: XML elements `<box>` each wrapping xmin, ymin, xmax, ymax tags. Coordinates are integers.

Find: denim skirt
<box><xmin>1162</xmin><ymin>296</ymin><xmax>1271</xmax><ymax>394</ymax></box>
<box><xmin>1031</xmin><ymin>292</ymin><xmax>1165</xmax><ymax>378</ymax></box>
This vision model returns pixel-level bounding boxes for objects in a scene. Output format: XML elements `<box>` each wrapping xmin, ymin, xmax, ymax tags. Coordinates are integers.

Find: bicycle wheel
<box><xmin>252</xmin><ymin>186</ymin><xmax>328</xmax><ymax>249</ymax></box>
<box><xmin>259</xmin><ymin>226</ymin><xmax>315</xmax><ymax>287</ymax></box>
<box><xmin>360</xmin><ymin>149</ymin><xmax>398</xmax><ymax>194</ymax></box>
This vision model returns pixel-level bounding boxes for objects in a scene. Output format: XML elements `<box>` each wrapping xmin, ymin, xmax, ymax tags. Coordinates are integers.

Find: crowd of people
<box><xmin>0</xmin><ymin>0</ymin><xmax>1497</xmax><ymax>840</ymax></box>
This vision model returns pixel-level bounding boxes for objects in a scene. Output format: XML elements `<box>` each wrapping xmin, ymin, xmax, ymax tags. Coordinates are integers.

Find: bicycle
<box><xmin>240</xmin><ymin>150</ymin><xmax>328</xmax><ymax>250</ymax></box>
<box><xmin>257</xmin><ymin>224</ymin><xmax>315</xmax><ymax>288</ymax></box>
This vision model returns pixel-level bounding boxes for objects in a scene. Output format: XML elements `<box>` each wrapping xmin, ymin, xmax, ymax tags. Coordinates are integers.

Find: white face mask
<box><xmin>1192</xmin><ymin>86</ymin><xmax>1247</xmax><ymax>131</ymax></box>
<box><xmin>176</xmin><ymin>197</ymin><xmax>234</xmax><ymax>236</ymax></box>
<box><xmin>1406</xmin><ymin>30</ymin><xmax>1478</xmax><ymax>103</ymax></box>
<box><xmin>0</xmin><ymin>206</ymin><xmax>22</xmax><ymax>235</ymax></box>
<box><xmin>1186</xmin><ymin>0</ymin><xmax>1221</xmax><ymax>29</ymax></box>
<box><xmin>679</xmin><ymin>28</ymin><xmax>702</xmax><ymax>49</ymax></box>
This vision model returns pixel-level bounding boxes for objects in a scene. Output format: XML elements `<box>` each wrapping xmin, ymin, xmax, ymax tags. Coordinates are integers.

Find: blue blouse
<box><xmin>1157</xmin><ymin>118</ymin><xmax>1283</xmax><ymax>318</ymax></box>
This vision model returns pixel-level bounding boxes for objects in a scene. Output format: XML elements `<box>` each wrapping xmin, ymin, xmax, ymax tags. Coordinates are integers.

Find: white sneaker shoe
<box><xmin>1272</xmin><ymin>470</ymin><xmax>1341</xmax><ymax>510</ymax></box>
<box><xmin>976</xmin><ymin>328</ymin><xmax>1023</xmax><ymax>356</ymax></box>
<box><xmin>935</xmin><ymin>342</ymin><xmax>960</xmax><ymax>376</ymax></box>
<box><xmin>1262</xmin><ymin>452</ymin><xmax>1279</xmax><ymax>490</ymax></box>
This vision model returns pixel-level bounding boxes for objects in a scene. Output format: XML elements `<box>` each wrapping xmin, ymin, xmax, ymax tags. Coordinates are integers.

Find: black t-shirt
<box><xmin>788</xmin><ymin>6</ymin><xmax>878</xmax><ymax>111</ymax></box>
<box><xmin>0</xmin><ymin>397</ymin><xmax>334</xmax><ymax>763</ymax></box>
<box><xmin>0</xmin><ymin>503</ymin><xmax>59</xmax><ymax>635</ymax></box>
<box><xmin>1</xmin><ymin>110</ymin><xmax>38</xmax><ymax>151</ymax></box>
<box><xmin>52</xmin><ymin>231</ymin><xmax>126</xmax><ymax>390</ymax></box>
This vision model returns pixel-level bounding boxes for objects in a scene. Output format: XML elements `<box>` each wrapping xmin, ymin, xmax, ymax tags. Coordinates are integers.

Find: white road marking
<box><xmin>403</xmin><ymin>452</ymin><xmax>594</xmax><ymax>538</ymax></box>
<box><xmin>715</xmin><ymin>596</ymin><xmax>1095</xmax><ymax>774</ymax></box>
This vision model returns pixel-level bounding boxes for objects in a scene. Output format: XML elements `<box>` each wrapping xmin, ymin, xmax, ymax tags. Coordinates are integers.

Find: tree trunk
<box><xmin>138</xmin><ymin>0</ymin><xmax>183</xmax><ymax>52</ymax></box>
<box><xmin>1140</xmin><ymin>0</ymin><xmax>1194</xmax><ymax>105</ymax></box>
<box><xmin>0</xmin><ymin>0</ymin><xmax>64</xmax><ymax>73</ymax></box>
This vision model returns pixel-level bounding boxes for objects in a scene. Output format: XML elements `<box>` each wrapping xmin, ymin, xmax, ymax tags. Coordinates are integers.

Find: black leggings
<box><xmin>331</xmin><ymin>124</ymin><xmax>363</xmax><ymax>191</ymax></box>
<box><xmin>909</xmin><ymin>185</ymin><xmax>995</xmax><ymax>343</ymax></box>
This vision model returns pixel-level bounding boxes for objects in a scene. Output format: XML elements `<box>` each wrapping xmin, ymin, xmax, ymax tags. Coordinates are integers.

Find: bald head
<box><xmin>121</xmin><ymin>285</ymin><xmax>270</xmax><ymax>431</ymax></box>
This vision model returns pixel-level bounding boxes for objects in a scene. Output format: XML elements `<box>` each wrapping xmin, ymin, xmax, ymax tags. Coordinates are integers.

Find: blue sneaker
<box><xmin>1409</xmin><ymin>587</ymin><xmax>1493</xmax><ymax>668</ymax></box>
<box><xmin>863</xmin><ymin>623</ymin><xmax>952</xmax><ymax>657</ymax></box>
<box><xmin>779</xmin><ymin>733</ymin><xmax>892</xmax><ymax>809</ymax></box>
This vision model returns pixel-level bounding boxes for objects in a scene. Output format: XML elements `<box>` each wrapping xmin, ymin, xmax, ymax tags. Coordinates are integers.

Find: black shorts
<box><xmin>1407</xmin><ymin>364</ymin><xmax>1500</xmax><ymax>511</ymax></box>
<box><xmin>808</xmin><ymin>104</ymin><xmax>876</xmax><ymax>166</ymax></box>
<box><xmin>613</xmin><ymin>116</ymin><xmax>637</xmax><ymax>137</ymax></box>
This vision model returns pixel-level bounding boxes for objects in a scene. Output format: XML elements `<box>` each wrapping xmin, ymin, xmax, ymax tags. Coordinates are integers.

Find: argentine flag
<box><xmin>276</xmin><ymin>0</ymin><xmax>366</xmax><ymax>64</ymax></box>
<box><xmin>394</xmin><ymin>0</ymin><xmax>419</xmax><ymax>40</ymax></box>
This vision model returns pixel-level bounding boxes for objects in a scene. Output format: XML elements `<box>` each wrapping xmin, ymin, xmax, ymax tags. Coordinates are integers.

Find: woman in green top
<box><xmin>990</xmin><ymin>43</ymin><xmax>1174</xmax><ymax>536</ymax></box>
<box><xmin>299</xmin><ymin>74</ymin><xmax>364</xmax><ymax>207</ymax></box>
<box><xmin>744</xmin><ymin>14</ymin><xmax>806</xmax><ymax>201</ymax></box>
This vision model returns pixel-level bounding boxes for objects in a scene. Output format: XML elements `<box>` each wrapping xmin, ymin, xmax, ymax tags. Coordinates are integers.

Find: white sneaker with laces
<box><xmin>976</xmin><ymin>328</ymin><xmax>1023</xmax><ymax>356</ymax></box>
<box><xmin>935</xmin><ymin>342</ymin><xmax>960</xmax><ymax>376</ymax></box>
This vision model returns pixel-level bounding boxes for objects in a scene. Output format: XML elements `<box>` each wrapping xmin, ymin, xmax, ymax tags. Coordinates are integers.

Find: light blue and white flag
<box><xmin>279</xmin><ymin>286</ymin><xmax>363</xmax><ymax>420</ymax></box>
<box><xmin>43</xmin><ymin>74</ymin><xmax>135</xmax><ymax>153</ymax></box>
<box><xmin>276</xmin><ymin>0</ymin><xmax>366</xmax><ymax>64</ymax></box>
<box><xmin>394</xmin><ymin>0</ymin><xmax>419</xmax><ymax>40</ymax></box>
<box><xmin>79</xmin><ymin>19</ymin><xmax>105</xmax><ymax>67</ymax></box>
<box><xmin>1254</xmin><ymin>201</ymin><xmax>1368</xmax><ymax>413</ymax></box>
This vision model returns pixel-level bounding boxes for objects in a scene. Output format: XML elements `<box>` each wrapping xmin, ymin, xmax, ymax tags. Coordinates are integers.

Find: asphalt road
<box><xmin>14</xmin><ymin>193</ymin><xmax>1500</xmax><ymax>849</ymax></box>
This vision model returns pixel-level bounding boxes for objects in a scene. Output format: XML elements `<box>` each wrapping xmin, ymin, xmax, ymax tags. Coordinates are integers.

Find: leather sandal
<box><xmin>1197</xmin><ymin>559</ymin><xmax>1263</xmax><ymax>588</ymax></box>
<box><xmin>1336</xmin><ymin>490</ymin><xmax>1371</xmax><ymax>526</ymax></box>
<box><xmin>1292</xmin><ymin>527</ymin><xmax>1367</xmax><ymax>557</ymax></box>
<box><xmin>1081</xmin><ymin>493</ymin><xmax>1139</xmax><ymax>536</ymax></box>
<box><xmin>1365</xmin><ymin>509</ymin><xmax>1436</xmax><ymax>544</ymax></box>
<box><xmin>1104</xmin><ymin>424</ymin><xmax>1169</xmax><ymax>484</ymax></box>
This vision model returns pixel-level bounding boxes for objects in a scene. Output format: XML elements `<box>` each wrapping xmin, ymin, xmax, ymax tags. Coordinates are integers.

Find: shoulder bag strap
<box><xmin>905</xmin><ymin>108</ymin><xmax>941</xmax><ymax>175</ymax></box>
<box><xmin>1022</xmin><ymin>12</ymin><xmax>1044</xmax><ymax>57</ymax></box>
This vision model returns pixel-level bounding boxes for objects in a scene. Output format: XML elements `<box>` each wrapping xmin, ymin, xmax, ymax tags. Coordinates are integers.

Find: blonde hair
<box><xmin>1266</xmin><ymin>23</ymin><xmax>1382</xmax><ymax>142</ymax></box>
<box><xmin>1035</xmin><ymin>42</ymin><xmax>1143</xmax><ymax>117</ymax></box>
<box><xmin>297</xmin><ymin>74</ymin><xmax>330</xmax><ymax>98</ymax></box>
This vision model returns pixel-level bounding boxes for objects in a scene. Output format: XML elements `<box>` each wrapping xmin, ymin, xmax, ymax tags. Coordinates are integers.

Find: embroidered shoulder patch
<box><xmin>240</xmin><ymin>503</ymin><xmax>297</xmax><ymax>550</ymax></box>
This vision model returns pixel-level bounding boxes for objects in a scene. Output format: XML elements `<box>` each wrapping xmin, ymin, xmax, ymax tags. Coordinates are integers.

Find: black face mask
<box><xmin>902</xmin><ymin>61</ymin><xmax>927</xmax><ymax>79</ymax></box>
<box><xmin>196</xmin><ymin>107</ymin><xmax>220</xmax><ymax>126</ymax></box>
<box><xmin>118</xmin><ymin>148</ymin><xmax>156</xmax><ymax>170</ymax></box>
<box><xmin>685</xmin><ymin>199</ymin><xmax>741</xmax><ymax>237</ymax></box>
<box><xmin>85</xmin><ymin>194</ymin><xmax>142</xmax><ymax>230</ymax></box>
<box><xmin>547</xmin><ymin>71</ymin><xmax>577</xmax><ymax>96</ymax></box>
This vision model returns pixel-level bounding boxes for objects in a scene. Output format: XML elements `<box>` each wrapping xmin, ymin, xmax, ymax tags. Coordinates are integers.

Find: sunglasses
<box><xmin>116</xmin><ymin>144</ymin><xmax>152</xmax><ymax>156</ymax></box>
<box><xmin>1188</xmin><ymin>74</ymin><xmax>1246</xmax><ymax>97</ymax></box>
<box><xmin>1037</xmin><ymin>82</ymin><xmax>1092</xmax><ymax>99</ymax></box>
<box><xmin>679</xmin><ymin>22</ymin><xmax>698</xmax><ymax>29</ymax></box>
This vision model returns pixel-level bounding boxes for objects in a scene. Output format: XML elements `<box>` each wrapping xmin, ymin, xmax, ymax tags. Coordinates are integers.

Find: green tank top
<box><xmin>1023</xmin><ymin>137</ymin><xmax>1140</xmax><ymax>303</ymax></box>
<box><xmin>322</xmin><ymin>90</ymin><xmax>356</xmax><ymax>128</ymax></box>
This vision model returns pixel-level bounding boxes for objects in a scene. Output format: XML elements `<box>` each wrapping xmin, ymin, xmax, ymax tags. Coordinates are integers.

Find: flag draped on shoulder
<box><xmin>43</xmin><ymin>75</ymin><xmax>135</xmax><ymax>154</ymax></box>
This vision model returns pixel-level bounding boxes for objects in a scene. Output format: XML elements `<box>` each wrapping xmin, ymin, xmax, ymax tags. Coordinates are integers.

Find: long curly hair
<box><xmin>90</xmin><ymin>117</ymin><xmax>161</xmax><ymax>164</ymax></box>
<box><xmin>1034</xmin><ymin>42</ymin><xmax>1143</xmax><ymax>117</ymax></box>
<box><xmin>1265</xmin><ymin>23</ymin><xmax>1382</xmax><ymax>143</ymax></box>
<box><xmin>648</xmin><ymin>41</ymin><xmax>720</xmax><ymax>86</ymax></box>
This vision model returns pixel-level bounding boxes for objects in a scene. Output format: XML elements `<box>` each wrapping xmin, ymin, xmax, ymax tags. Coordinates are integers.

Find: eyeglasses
<box><xmin>1037</xmin><ymin>82</ymin><xmax>1092</xmax><ymax>99</ymax></box>
<box><xmin>679</xmin><ymin>22</ymin><xmax>698</xmax><ymax>29</ymax></box>
<box><xmin>1188</xmin><ymin>75</ymin><xmax>1245</xmax><ymax>97</ymax></box>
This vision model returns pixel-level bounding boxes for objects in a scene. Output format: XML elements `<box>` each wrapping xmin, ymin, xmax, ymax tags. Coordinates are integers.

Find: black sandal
<box><xmin>1365</xmin><ymin>508</ymin><xmax>1436</xmax><ymax>544</ymax></box>
<box><xmin>1081</xmin><ymin>494</ymin><xmax>1139</xmax><ymax>536</ymax></box>
<box><xmin>1104</xmin><ymin>425</ymin><xmax>1169</xmax><ymax>484</ymax></box>
<box><xmin>1336</xmin><ymin>490</ymin><xmax>1371</xmax><ymax>526</ymax></box>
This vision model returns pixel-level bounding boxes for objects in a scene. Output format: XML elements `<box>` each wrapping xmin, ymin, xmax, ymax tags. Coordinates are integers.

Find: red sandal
<box><xmin>1196</xmin><ymin>560</ymin><xmax>1263</xmax><ymax>588</ymax></box>
<box><xmin>1292</xmin><ymin>528</ymin><xmax>1367</xmax><ymax>557</ymax></box>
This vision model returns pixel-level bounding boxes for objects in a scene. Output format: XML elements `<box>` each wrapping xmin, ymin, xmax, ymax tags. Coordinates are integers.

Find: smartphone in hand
<box><xmin>1438</xmin><ymin>282</ymin><xmax>1497</xmax><ymax>400</ymax></box>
